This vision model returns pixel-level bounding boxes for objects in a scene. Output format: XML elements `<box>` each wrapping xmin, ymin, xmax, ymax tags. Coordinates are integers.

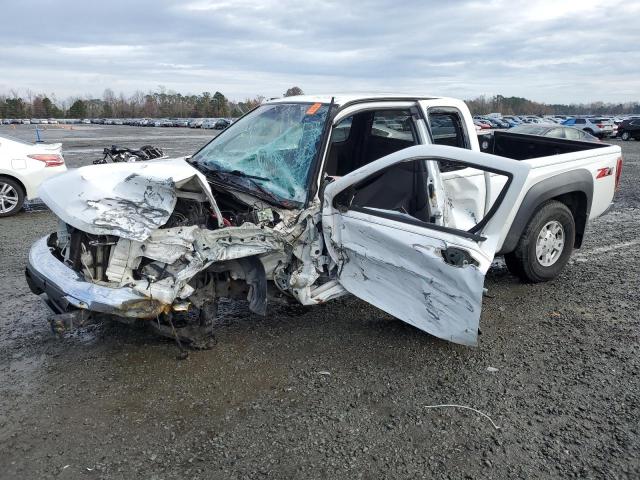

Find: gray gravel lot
<box><xmin>0</xmin><ymin>125</ymin><xmax>638</xmax><ymax>479</ymax></box>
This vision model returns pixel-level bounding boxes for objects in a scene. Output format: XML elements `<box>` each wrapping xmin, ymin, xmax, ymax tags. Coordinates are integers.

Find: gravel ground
<box><xmin>0</xmin><ymin>125</ymin><xmax>638</xmax><ymax>479</ymax></box>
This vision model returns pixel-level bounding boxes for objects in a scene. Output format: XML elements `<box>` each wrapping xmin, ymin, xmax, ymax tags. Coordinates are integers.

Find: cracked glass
<box><xmin>191</xmin><ymin>103</ymin><xmax>329</xmax><ymax>205</ymax></box>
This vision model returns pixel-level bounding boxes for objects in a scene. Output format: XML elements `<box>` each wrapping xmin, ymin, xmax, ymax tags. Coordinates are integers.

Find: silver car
<box><xmin>510</xmin><ymin>124</ymin><xmax>600</xmax><ymax>142</ymax></box>
<box><xmin>562</xmin><ymin>118</ymin><xmax>614</xmax><ymax>138</ymax></box>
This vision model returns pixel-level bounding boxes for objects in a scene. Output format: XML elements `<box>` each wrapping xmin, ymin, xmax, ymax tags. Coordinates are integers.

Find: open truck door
<box><xmin>321</xmin><ymin>145</ymin><xmax>530</xmax><ymax>345</ymax></box>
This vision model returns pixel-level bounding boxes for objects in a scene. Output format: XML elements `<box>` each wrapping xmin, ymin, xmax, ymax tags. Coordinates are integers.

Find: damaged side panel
<box><xmin>334</xmin><ymin>216</ymin><xmax>484</xmax><ymax>345</ymax></box>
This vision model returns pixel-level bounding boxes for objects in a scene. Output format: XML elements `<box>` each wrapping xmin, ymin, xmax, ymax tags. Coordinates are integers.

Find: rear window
<box><xmin>427</xmin><ymin>109</ymin><xmax>469</xmax><ymax>150</ymax></box>
<box><xmin>546</xmin><ymin>128</ymin><xmax>565</xmax><ymax>138</ymax></box>
<box><xmin>564</xmin><ymin>128</ymin><xmax>583</xmax><ymax>140</ymax></box>
<box><xmin>371</xmin><ymin>111</ymin><xmax>415</xmax><ymax>141</ymax></box>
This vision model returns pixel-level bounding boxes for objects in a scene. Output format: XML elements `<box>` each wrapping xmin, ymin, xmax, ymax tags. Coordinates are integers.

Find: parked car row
<box><xmin>91</xmin><ymin>117</ymin><xmax>235</xmax><ymax>129</ymax></box>
<box><xmin>0</xmin><ymin>117</ymin><xmax>235</xmax><ymax>129</ymax></box>
<box><xmin>1</xmin><ymin>119</ymin><xmax>57</xmax><ymax>125</ymax></box>
<box><xmin>469</xmin><ymin>114</ymin><xmax>640</xmax><ymax>139</ymax></box>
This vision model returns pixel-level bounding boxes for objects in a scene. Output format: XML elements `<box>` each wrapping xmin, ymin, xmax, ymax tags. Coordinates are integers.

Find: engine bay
<box><xmin>45</xmin><ymin>176</ymin><xmax>343</xmax><ymax>346</ymax></box>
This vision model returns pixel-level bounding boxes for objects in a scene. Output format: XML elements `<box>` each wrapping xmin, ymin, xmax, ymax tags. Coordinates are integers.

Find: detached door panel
<box><xmin>322</xmin><ymin>144</ymin><xmax>530</xmax><ymax>346</ymax></box>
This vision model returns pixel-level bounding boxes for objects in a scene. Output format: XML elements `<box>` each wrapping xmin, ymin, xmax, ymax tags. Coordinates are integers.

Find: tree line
<box><xmin>0</xmin><ymin>86</ymin><xmax>304</xmax><ymax>120</ymax></box>
<box><xmin>1</xmin><ymin>88</ymin><xmax>638</xmax><ymax>119</ymax></box>
<box><xmin>466</xmin><ymin>94</ymin><xmax>640</xmax><ymax>116</ymax></box>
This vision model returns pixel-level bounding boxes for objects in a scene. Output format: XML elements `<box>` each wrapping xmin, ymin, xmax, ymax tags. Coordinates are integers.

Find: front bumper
<box><xmin>25</xmin><ymin>235</ymin><xmax>167</xmax><ymax>318</ymax></box>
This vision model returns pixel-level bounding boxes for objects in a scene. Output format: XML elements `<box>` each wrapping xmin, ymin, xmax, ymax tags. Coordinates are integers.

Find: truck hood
<box><xmin>39</xmin><ymin>158</ymin><xmax>212</xmax><ymax>242</ymax></box>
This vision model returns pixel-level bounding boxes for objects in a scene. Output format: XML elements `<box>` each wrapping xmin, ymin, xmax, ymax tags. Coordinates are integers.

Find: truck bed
<box><xmin>478</xmin><ymin>130</ymin><xmax>608</xmax><ymax>160</ymax></box>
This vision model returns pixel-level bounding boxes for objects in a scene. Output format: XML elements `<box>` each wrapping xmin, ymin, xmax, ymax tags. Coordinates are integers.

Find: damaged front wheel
<box><xmin>148</xmin><ymin>301</ymin><xmax>219</xmax><ymax>352</ymax></box>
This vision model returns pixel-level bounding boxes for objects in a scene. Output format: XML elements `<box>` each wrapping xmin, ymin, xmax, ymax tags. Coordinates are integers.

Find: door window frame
<box><xmin>319</xmin><ymin>102</ymin><xmax>422</xmax><ymax>179</ymax></box>
<box><xmin>424</xmin><ymin>107</ymin><xmax>472</xmax><ymax>150</ymax></box>
<box><xmin>333</xmin><ymin>155</ymin><xmax>514</xmax><ymax>242</ymax></box>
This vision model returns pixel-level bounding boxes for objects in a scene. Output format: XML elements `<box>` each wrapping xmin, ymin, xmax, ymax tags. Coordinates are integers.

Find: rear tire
<box><xmin>0</xmin><ymin>178</ymin><xmax>25</xmax><ymax>217</ymax></box>
<box><xmin>505</xmin><ymin>200</ymin><xmax>575</xmax><ymax>283</ymax></box>
<box><xmin>621</xmin><ymin>131</ymin><xmax>630</xmax><ymax>141</ymax></box>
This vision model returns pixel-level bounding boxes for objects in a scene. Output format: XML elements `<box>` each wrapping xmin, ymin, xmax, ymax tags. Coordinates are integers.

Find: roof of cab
<box><xmin>265</xmin><ymin>93</ymin><xmax>442</xmax><ymax>106</ymax></box>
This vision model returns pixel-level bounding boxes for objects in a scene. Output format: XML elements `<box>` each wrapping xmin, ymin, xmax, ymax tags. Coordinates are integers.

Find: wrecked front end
<box><xmin>25</xmin><ymin>158</ymin><xmax>341</xmax><ymax>345</ymax></box>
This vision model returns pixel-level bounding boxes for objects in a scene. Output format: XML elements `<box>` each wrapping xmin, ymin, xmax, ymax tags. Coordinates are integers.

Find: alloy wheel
<box><xmin>0</xmin><ymin>181</ymin><xmax>20</xmax><ymax>214</ymax></box>
<box><xmin>535</xmin><ymin>220</ymin><xmax>565</xmax><ymax>267</ymax></box>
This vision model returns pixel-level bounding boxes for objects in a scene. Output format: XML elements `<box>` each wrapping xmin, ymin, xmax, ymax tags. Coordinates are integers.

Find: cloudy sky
<box><xmin>1</xmin><ymin>0</ymin><xmax>638</xmax><ymax>104</ymax></box>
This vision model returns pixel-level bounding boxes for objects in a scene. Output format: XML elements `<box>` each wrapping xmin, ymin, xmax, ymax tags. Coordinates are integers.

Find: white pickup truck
<box><xmin>25</xmin><ymin>94</ymin><xmax>623</xmax><ymax>347</ymax></box>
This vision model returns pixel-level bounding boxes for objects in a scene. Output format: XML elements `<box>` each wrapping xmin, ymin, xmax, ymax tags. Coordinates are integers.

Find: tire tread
<box><xmin>506</xmin><ymin>200</ymin><xmax>575</xmax><ymax>283</ymax></box>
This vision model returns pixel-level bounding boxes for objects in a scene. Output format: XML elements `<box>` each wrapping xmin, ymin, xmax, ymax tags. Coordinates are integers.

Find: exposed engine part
<box><xmin>53</xmin><ymin>222</ymin><xmax>119</xmax><ymax>283</ymax></box>
<box><xmin>45</xmin><ymin>192</ymin><xmax>338</xmax><ymax>352</ymax></box>
<box><xmin>232</xmin><ymin>207</ymin><xmax>279</xmax><ymax>227</ymax></box>
<box><xmin>163</xmin><ymin>198</ymin><xmax>212</xmax><ymax>229</ymax></box>
<box><xmin>273</xmin><ymin>262</ymin><xmax>292</xmax><ymax>296</ymax></box>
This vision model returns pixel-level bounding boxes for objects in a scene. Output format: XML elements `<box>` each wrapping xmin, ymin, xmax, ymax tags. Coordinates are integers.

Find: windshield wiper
<box><xmin>187</xmin><ymin>158</ymin><xmax>209</xmax><ymax>174</ymax></box>
<box><xmin>226</xmin><ymin>169</ymin><xmax>269</xmax><ymax>181</ymax></box>
<box><xmin>189</xmin><ymin>161</ymin><xmax>292</xmax><ymax>207</ymax></box>
<box><xmin>203</xmin><ymin>168</ymin><xmax>286</xmax><ymax>206</ymax></box>
<box><xmin>224</xmin><ymin>171</ymin><xmax>279</xmax><ymax>203</ymax></box>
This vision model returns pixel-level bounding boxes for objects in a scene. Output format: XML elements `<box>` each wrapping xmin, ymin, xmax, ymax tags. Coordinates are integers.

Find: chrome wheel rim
<box><xmin>0</xmin><ymin>182</ymin><xmax>19</xmax><ymax>213</ymax></box>
<box><xmin>535</xmin><ymin>220</ymin><xmax>565</xmax><ymax>267</ymax></box>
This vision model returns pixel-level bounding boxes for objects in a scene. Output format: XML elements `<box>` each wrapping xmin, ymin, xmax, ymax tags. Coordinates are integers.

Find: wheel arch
<box><xmin>0</xmin><ymin>174</ymin><xmax>27</xmax><ymax>196</ymax></box>
<box><xmin>498</xmin><ymin>169</ymin><xmax>593</xmax><ymax>255</ymax></box>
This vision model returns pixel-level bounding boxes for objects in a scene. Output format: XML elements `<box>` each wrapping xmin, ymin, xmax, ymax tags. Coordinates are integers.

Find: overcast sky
<box><xmin>1</xmin><ymin>0</ymin><xmax>638</xmax><ymax>104</ymax></box>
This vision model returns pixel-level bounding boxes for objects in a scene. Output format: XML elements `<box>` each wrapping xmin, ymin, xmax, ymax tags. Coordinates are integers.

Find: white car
<box><xmin>0</xmin><ymin>135</ymin><xmax>67</xmax><ymax>216</ymax></box>
<box><xmin>201</xmin><ymin>118</ymin><xmax>217</xmax><ymax>129</ymax></box>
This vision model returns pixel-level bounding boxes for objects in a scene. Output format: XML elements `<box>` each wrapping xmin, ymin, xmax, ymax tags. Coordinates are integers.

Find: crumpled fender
<box><xmin>38</xmin><ymin>158</ymin><xmax>214</xmax><ymax>242</ymax></box>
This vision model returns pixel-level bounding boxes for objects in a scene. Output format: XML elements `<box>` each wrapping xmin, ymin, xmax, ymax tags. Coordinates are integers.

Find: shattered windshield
<box><xmin>191</xmin><ymin>103</ymin><xmax>329</xmax><ymax>205</ymax></box>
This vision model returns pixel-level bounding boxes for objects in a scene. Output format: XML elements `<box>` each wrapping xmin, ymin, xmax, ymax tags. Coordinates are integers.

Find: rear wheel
<box><xmin>0</xmin><ymin>178</ymin><xmax>25</xmax><ymax>217</ymax></box>
<box><xmin>621</xmin><ymin>131</ymin><xmax>631</xmax><ymax>141</ymax></box>
<box><xmin>504</xmin><ymin>200</ymin><xmax>575</xmax><ymax>283</ymax></box>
